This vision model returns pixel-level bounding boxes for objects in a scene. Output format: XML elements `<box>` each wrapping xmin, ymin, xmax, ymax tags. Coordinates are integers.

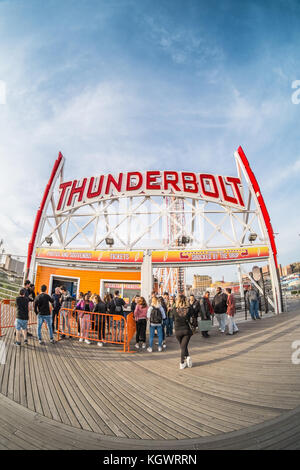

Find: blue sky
<box><xmin>0</xmin><ymin>0</ymin><xmax>299</xmax><ymax>281</ymax></box>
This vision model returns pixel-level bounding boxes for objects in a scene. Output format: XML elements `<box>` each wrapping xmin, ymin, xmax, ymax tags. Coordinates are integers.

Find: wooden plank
<box><xmin>49</xmin><ymin>339</ymin><xmax>110</xmax><ymax>433</ymax></box>
<box><xmin>29</xmin><ymin>339</ymin><xmax>52</xmax><ymax>418</ymax></box>
<box><xmin>23</xmin><ymin>339</ymin><xmax>34</xmax><ymax>410</ymax></box>
<box><xmin>44</xmin><ymin>339</ymin><xmax>94</xmax><ymax>430</ymax></box>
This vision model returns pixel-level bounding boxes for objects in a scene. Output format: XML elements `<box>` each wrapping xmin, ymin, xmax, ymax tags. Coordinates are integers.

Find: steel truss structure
<box><xmin>26</xmin><ymin>147</ymin><xmax>282</xmax><ymax>312</ymax></box>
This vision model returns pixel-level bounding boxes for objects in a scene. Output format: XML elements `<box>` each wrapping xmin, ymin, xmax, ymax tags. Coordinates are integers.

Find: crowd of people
<box><xmin>14</xmin><ymin>280</ymin><xmax>247</xmax><ymax>370</ymax></box>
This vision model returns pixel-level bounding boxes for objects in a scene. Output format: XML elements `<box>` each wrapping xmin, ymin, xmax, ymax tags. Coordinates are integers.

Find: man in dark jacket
<box><xmin>34</xmin><ymin>285</ymin><xmax>54</xmax><ymax>344</ymax></box>
<box><xmin>199</xmin><ymin>291</ymin><xmax>213</xmax><ymax>338</ymax></box>
<box><xmin>212</xmin><ymin>287</ymin><xmax>228</xmax><ymax>333</ymax></box>
<box><xmin>15</xmin><ymin>289</ymin><xmax>30</xmax><ymax>346</ymax></box>
<box><xmin>51</xmin><ymin>287</ymin><xmax>61</xmax><ymax>334</ymax></box>
<box><xmin>109</xmin><ymin>290</ymin><xmax>126</xmax><ymax>315</ymax></box>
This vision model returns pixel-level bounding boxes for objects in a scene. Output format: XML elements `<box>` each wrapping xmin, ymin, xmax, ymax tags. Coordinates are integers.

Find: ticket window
<box><xmin>104</xmin><ymin>282</ymin><xmax>141</xmax><ymax>306</ymax></box>
<box><xmin>51</xmin><ymin>277</ymin><xmax>78</xmax><ymax>299</ymax></box>
<box><xmin>123</xmin><ymin>287</ymin><xmax>141</xmax><ymax>305</ymax></box>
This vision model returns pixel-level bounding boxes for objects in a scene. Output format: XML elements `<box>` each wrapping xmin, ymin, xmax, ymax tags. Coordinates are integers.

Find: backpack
<box><xmin>114</xmin><ymin>299</ymin><xmax>122</xmax><ymax>314</ymax></box>
<box><xmin>150</xmin><ymin>306</ymin><xmax>162</xmax><ymax>324</ymax></box>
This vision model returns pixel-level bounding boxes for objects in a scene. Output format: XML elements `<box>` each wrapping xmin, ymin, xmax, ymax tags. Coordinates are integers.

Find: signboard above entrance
<box><xmin>36</xmin><ymin>246</ymin><xmax>269</xmax><ymax>265</ymax></box>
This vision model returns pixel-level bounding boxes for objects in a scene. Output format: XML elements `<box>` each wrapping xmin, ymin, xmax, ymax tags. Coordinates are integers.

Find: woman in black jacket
<box><xmin>174</xmin><ymin>294</ymin><xmax>194</xmax><ymax>370</ymax></box>
<box><xmin>199</xmin><ymin>291</ymin><xmax>213</xmax><ymax>338</ymax></box>
<box><xmin>93</xmin><ymin>295</ymin><xmax>107</xmax><ymax>347</ymax></box>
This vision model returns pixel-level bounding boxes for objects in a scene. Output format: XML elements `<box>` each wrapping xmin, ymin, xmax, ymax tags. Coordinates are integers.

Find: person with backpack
<box><xmin>134</xmin><ymin>296</ymin><xmax>148</xmax><ymax>349</ymax></box>
<box><xmin>147</xmin><ymin>297</ymin><xmax>166</xmax><ymax>352</ymax></box>
<box><xmin>212</xmin><ymin>287</ymin><xmax>228</xmax><ymax>333</ymax></box>
<box><xmin>109</xmin><ymin>290</ymin><xmax>126</xmax><ymax>315</ymax></box>
<box><xmin>174</xmin><ymin>294</ymin><xmax>194</xmax><ymax>369</ymax></box>
<box><xmin>34</xmin><ymin>285</ymin><xmax>55</xmax><ymax>345</ymax></box>
<box><xmin>245</xmin><ymin>285</ymin><xmax>261</xmax><ymax>320</ymax></box>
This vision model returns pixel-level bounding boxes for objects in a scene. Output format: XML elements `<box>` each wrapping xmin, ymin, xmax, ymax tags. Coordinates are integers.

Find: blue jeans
<box><xmin>37</xmin><ymin>315</ymin><xmax>53</xmax><ymax>340</ymax></box>
<box><xmin>149</xmin><ymin>325</ymin><xmax>163</xmax><ymax>348</ymax></box>
<box><xmin>249</xmin><ymin>300</ymin><xmax>259</xmax><ymax>319</ymax></box>
<box><xmin>166</xmin><ymin>318</ymin><xmax>174</xmax><ymax>336</ymax></box>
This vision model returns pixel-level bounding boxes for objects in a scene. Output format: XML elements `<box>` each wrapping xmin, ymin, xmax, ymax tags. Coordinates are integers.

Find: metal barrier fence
<box><xmin>0</xmin><ymin>299</ymin><xmax>36</xmax><ymax>337</ymax></box>
<box><xmin>57</xmin><ymin>308</ymin><xmax>136</xmax><ymax>352</ymax></box>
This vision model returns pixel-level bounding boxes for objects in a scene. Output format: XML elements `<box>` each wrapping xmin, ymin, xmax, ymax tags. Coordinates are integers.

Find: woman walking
<box><xmin>133</xmin><ymin>296</ymin><xmax>148</xmax><ymax>349</ymax></box>
<box><xmin>174</xmin><ymin>294</ymin><xmax>194</xmax><ymax>369</ymax></box>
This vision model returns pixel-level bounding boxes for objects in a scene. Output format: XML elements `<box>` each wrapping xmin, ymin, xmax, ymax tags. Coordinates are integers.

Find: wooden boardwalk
<box><xmin>0</xmin><ymin>310</ymin><xmax>300</xmax><ymax>450</ymax></box>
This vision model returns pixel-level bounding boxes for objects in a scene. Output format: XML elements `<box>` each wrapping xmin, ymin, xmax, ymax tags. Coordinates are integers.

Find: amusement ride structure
<box><xmin>25</xmin><ymin>147</ymin><xmax>282</xmax><ymax>312</ymax></box>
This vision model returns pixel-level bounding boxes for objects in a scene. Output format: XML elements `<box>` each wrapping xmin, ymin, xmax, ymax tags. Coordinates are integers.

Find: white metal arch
<box><xmin>26</xmin><ymin>147</ymin><xmax>282</xmax><ymax>312</ymax></box>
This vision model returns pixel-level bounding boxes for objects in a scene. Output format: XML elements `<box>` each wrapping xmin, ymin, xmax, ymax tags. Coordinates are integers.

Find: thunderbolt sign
<box><xmin>56</xmin><ymin>170</ymin><xmax>245</xmax><ymax>213</ymax></box>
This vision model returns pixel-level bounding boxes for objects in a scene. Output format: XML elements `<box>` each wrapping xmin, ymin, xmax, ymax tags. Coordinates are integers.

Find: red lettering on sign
<box><xmin>87</xmin><ymin>176</ymin><xmax>104</xmax><ymax>199</ymax></box>
<box><xmin>105</xmin><ymin>173</ymin><xmax>123</xmax><ymax>195</ymax></box>
<box><xmin>67</xmin><ymin>179</ymin><xmax>87</xmax><ymax>206</ymax></box>
<box><xmin>126</xmin><ymin>172</ymin><xmax>143</xmax><ymax>191</ymax></box>
<box><xmin>199</xmin><ymin>174</ymin><xmax>219</xmax><ymax>198</ymax></box>
<box><xmin>163</xmin><ymin>171</ymin><xmax>180</xmax><ymax>192</ymax></box>
<box><xmin>57</xmin><ymin>181</ymin><xmax>73</xmax><ymax>210</ymax></box>
<box><xmin>146</xmin><ymin>171</ymin><xmax>161</xmax><ymax>190</ymax></box>
<box><xmin>182</xmin><ymin>172</ymin><xmax>198</xmax><ymax>193</ymax></box>
<box><xmin>226</xmin><ymin>177</ymin><xmax>244</xmax><ymax>207</ymax></box>
<box><xmin>218</xmin><ymin>176</ymin><xmax>238</xmax><ymax>205</ymax></box>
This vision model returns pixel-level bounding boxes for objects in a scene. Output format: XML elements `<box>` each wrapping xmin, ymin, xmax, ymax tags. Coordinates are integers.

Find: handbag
<box><xmin>185</xmin><ymin>316</ymin><xmax>196</xmax><ymax>335</ymax></box>
<box><xmin>198</xmin><ymin>318</ymin><xmax>213</xmax><ymax>331</ymax></box>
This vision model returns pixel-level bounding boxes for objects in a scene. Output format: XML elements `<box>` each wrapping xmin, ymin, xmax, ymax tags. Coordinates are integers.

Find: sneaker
<box><xmin>24</xmin><ymin>339</ymin><xmax>28</xmax><ymax>345</ymax></box>
<box><xmin>84</xmin><ymin>339</ymin><xmax>91</xmax><ymax>344</ymax></box>
<box><xmin>147</xmin><ymin>347</ymin><xmax>152</xmax><ymax>353</ymax></box>
<box><xmin>15</xmin><ymin>341</ymin><xmax>21</xmax><ymax>346</ymax></box>
<box><xmin>233</xmin><ymin>330</ymin><xmax>239</xmax><ymax>334</ymax></box>
<box><xmin>38</xmin><ymin>340</ymin><xmax>43</xmax><ymax>345</ymax></box>
<box><xmin>162</xmin><ymin>342</ymin><xmax>167</xmax><ymax>349</ymax></box>
<box><xmin>97</xmin><ymin>342</ymin><xmax>104</xmax><ymax>347</ymax></box>
<box><xmin>158</xmin><ymin>346</ymin><xmax>162</xmax><ymax>352</ymax></box>
<box><xmin>79</xmin><ymin>338</ymin><xmax>84</xmax><ymax>342</ymax></box>
<box><xmin>186</xmin><ymin>356</ymin><xmax>192</xmax><ymax>368</ymax></box>
<box><xmin>180</xmin><ymin>362</ymin><xmax>187</xmax><ymax>370</ymax></box>
<box><xmin>50</xmin><ymin>339</ymin><xmax>55</xmax><ymax>344</ymax></box>
<box><xmin>142</xmin><ymin>343</ymin><xmax>146</xmax><ymax>349</ymax></box>
<box><xmin>135</xmin><ymin>343</ymin><xmax>140</xmax><ymax>349</ymax></box>
<box><xmin>220</xmin><ymin>330</ymin><xmax>225</xmax><ymax>333</ymax></box>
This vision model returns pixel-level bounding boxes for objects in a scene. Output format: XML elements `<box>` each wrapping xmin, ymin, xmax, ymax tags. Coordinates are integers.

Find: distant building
<box><xmin>0</xmin><ymin>254</ymin><xmax>24</xmax><ymax>277</ymax></box>
<box><xmin>193</xmin><ymin>275</ymin><xmax>212</xmax><ymax>291</ymax></box>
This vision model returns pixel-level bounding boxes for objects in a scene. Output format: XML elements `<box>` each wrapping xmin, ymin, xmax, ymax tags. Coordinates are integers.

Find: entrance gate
<box><xmin>25</xmin><ymin>146</ymin><xmax>282</xmax><ymax>313</ymax></box>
